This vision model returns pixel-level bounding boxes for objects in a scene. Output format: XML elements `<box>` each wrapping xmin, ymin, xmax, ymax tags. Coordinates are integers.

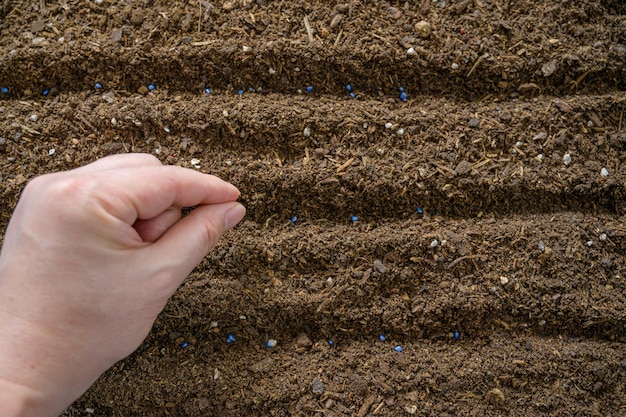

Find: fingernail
<box><xmin>226</xmin><ymin>182</ymin><xmax>240</xmax><ymax>198</ymax></box>
<box><xmin>225</xmin><ymin>203</ymin><xmax>246</xmax><ymax>230</ymax></box>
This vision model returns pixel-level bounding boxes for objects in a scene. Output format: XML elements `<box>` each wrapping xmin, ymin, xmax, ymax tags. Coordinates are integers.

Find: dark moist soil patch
<box><xmin>0</xmin><ymin>0</ymin><xmax>625</xmax><ymax>416</ymax></box>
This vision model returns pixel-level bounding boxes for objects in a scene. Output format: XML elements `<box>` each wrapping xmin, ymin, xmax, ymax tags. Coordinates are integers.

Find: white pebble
<box><xmin>536</xmin><ymin>154</ymin><xmax>544</xmax><ymax>161</ymax></box>
<box><xmin>601</xmin><ymin>167</ymin><xmax>609</xmax><ymax>177</ymax></box>
<box><xmin>242</xmin><ymin>45</ymin><xmax>252</xmax><ymax>52</ymax></box>
<box><xmin>515</xmin><ymin>141</ymin><xmax>523</xmax><ymax>147</ymax></box>
<box><xmin>28</xmin><ymin>114</ymin><xmax>39</xmax><ymax>122</ymax></box>
<box><xmin>451</xmin><ymin>63</ymin><xmax>459</xmax><ymax>70</ymax></box>
<box><xmin>163</xmin><ymin>127</ymin><xmax>170</xmax><ymax>133</ymax></box>
<box><xmin>396</xmin><ymin>128</ymin><xmax>405</xmax><ymax>136</ymax></box>
<box><xmin>190</xmin><ymin>158</ymin><xmax>201</xmax><ymax>169</ymax></box>
<box><xmin>586</xmin><ymin>240</ymin><xmax>593</xmax><ymax>247</ymax></box>
<box><xmin>266</xmin><ymin>339</ymin><xmax>277</xmax><ymax>348</ymax></box>
<box><xmin>385</xmin><ymin>122</ymin><xmax>393</xmax><ymax>129</ymax></box>
<box><xmin>407</xmin><ymin>47</ymin><xmax>416</xmax><ymax>55</ymax></box>
<box><xmin>154</xmin><ymin>148</ymin><xmax>161</xmax><ymax>155</ymax></box>
<box><xmin>538</xmin><ymin>241</ymin><xmax>545</xmax><ymax>252</ymax></box>
<box><xmin>94</xmin><ymin>0</ymin><xmax>103</xmax><ymax>4</ymax></box>
<box><xmin>48</xmin><ymin>148</ymin><xmax>55</xmax><ymax>156</ymax></box>
<box><xmin>111</xmin><ymin>117</ymin><xmax>117</xmax><ymax>125</ymax></box>
<box><xmin>303</xmin><ymin>127</ymin><xmax>311</xmax><ymax>137</ymax></box>
<box><xmin>85</xmin><ymin>408</ymin><xmax>95</xmax><ymax>415</ymax></box>
<box><xmin>563</xmin><ymin>153</ymin><xmax>571</xmax><ymax>165</ymax></box>
<box><xmin>599</xmin><ymin>233</ymin><xmax>607</xmax><ymax>241</ymax></box>
<box><xmin>209</xmin><ymin>321</ymin><xmax>219</xmax><ymax>328</ymax></box>
<box><xmin>500</xmin><ymin>276</ymin><xmax>509</xmax><ymax>285</ymax></box>
<box><xmin>430</xmin><ymin>239</ymin><xmax>438</xmax><ymax>248</ymax></box>
<box><xmin>268</xmin><ymin>68</ymin><xmax>276</xmax><ymax>75</ymax></box>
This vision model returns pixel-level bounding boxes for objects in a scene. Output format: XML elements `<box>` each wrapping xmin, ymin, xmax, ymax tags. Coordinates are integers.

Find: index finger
<box><xmin>91</xmin><ymin>165</ymin><xmax>240</xmax><ymax>225</ymax></box>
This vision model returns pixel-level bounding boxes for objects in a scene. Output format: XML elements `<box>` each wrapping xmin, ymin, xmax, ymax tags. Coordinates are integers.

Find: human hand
<box><xmin>0</xmin><ymin>154</ymin><xmax>245</xmax><ymax>416</ymax></box>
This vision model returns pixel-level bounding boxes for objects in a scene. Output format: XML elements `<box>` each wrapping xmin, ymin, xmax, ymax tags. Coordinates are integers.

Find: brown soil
<box><xmin>1</xmin><ymin>0</ymin><xmax>625</xmax><ymax>416</ymax></box>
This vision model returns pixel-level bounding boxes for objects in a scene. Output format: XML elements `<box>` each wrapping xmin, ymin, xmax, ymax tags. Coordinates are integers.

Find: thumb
<box><xmin>146</xmin><ymin>201</ymin><xmax>246</xmax><ymax>282</ymax></box>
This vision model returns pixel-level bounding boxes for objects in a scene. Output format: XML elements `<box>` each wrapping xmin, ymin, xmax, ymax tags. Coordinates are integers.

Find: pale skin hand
<box><xmin>0</xmin><ymin>154</ymin><xmax>246</xmax><ymax>416</ymax></box>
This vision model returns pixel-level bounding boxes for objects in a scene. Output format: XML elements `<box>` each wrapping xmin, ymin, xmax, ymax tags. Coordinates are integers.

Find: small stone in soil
<box><xmin>414</xmin><ymin>20</ymin><xmax>432</xmax><ymax>38</ymax></box>
<box><xmin>311</xmin><ymin>378</ymin><xmax>324</xmax><ymax>395</ymax></box>
<box><xmin>265</xmin><ymin>339</ymin><xmax>277</xmax><ymax>348</ymax></box>
<box><xmin>563</xmin><ymin>153</ymin><xmax>572</xmax><ymax>165</ymax></box>
<box><xmin>374</xmin><ymin>260</ymin><xmax>388</xmax><ymax>274</ymax></box>
<box><xmin>468</xmin><ymin>118</ymin><xmax>480</xmax><ymax>128</ymax></box>
<box><xmin>601</xmin><ymin>167</ymin><xmax>609</xmax><ymax>177</ymax></box>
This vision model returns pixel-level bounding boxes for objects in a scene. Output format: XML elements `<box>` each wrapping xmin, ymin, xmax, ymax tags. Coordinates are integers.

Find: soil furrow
<box><xmin>180</xmin><ymin>215</ymin><xmax>626</xmax><ymax>341</ymax></box>
<box><xmin>66</xmin><ymin>333</ymin><xmax>625</xmax><ymax>417</ymax></box>
<box><xmin>1</xmin><ymin>42</ymin><xmax>625</xmax><ymax>98</ymax></box>
<box><xmin>1</xmin><ymin>0</ymin><xmax>625</xmax><ymax>98</ymax></box>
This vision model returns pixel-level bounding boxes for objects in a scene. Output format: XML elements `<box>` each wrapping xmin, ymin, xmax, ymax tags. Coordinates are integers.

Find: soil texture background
<box><xmin>1</xmin><ymin>0</ymin><xmax>625</xmax><ymax>416</ymax></box>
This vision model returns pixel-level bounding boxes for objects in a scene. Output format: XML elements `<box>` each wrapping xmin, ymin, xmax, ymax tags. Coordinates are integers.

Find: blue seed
<box><xmin>95</xmin><ymin>82</ymin><xmax>103</xmax><ymax>89</ymax></box>
<box><xmin>379</xmin><ymin>334</ymin><xmax>386</xmax><ymax>341</ymax></box>
<box><xmin>181</xmin><ymin>341</ymin><xmax>189</xmax><ymax>349</ymax></box>
<box><xmin>394</xmin><ymin>345</ymin><xmax>403</xmax><ymax>352</ymax></box>
<box><xmin>1</xmin><ymin>87</ymin><xmax>8</xmax><ymax>94</ymax></box>
<box><xmin>399</xmin><ymin>87</ymin><xmax>405</xmax><ymax>92</ymax></box>
<box><xmin>306</xmin><ymin>85</ymin><xmax>313</xmax><ymax>93</ymax></box>
<box><xmin>42</xmin><ymin>88</ymin><xmax>50</xmax><ymax>96</ymax></box>
<box><xmin>265</xmin><ymin>339</ymin><xmax>277</xmax><ymax>348</ymax></box>
<box><xmin>237</xmin><ymin>89</ymin><xmax>244</xmax><ymax>95</ymax></box>
<box><xmin>345</xmin><ymin>84</ymin><xmax>352</xmax><ymax>92</ymax></box>
<box><xmin>291</xmin><ymin>216</ymin><xmax>298</xmax><ymax>223</ymax></box>
<box><xmin>328</xmin><ymin>340</ymin><xmax>335</xmax><ymax>346</ymax></box>
<box><xmin>454</xmin><ymin>331</ymin><xmax>460</xmax><ymax>340</ymax></box>
<box><xmin>226</xmin><ymin>333</ymin><xmax>236</xmax><ymax>344</ymax></box>
<box><xmin>349</xmin><ymin>92</ymin><xmax>356</xmax><ymax>98</ymax></box>
<box><xmin>417</xmin><ymin>207</ymin><xmax>423</xmax><ymax>214</ymax></box>
<box><xmin>148</xmin><ymin>84</ymin><xmax>156</xmax><ymax>91</ymax></box>
<box><xmin>204</xmin><ymin>87</ymin><xmax>211</xmax><ymax>94</ymax></box>
<box><xmin>350</xmin><ymin>215</ymin><xmax>359</xmax><ymax>222</ymax></box>
<box><xmin>400</xmin><ymin>92</ymin><xmax>408</xmax><ymax>102</ymax></box>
